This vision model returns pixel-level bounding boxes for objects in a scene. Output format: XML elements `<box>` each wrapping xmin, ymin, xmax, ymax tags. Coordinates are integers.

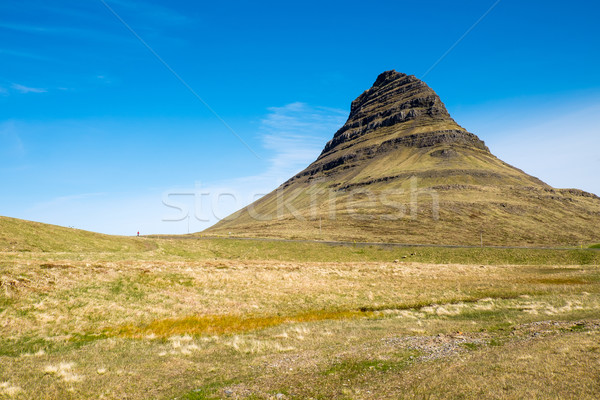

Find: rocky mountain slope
<box><xmin>206</xmin><ymin>71</ymin><xmax>600</xmax><ymax>246</ymax></box>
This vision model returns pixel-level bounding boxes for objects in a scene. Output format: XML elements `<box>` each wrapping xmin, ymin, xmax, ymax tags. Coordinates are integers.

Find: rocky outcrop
<box><xmin>285</xmin><ymin>130</ymin><xmax>489</xmax><ymax>186</ymax></box>
<box><xmin>321</xmin><ymin>70</ymin><xmax>467</xmax><ymax>154</ymax></box>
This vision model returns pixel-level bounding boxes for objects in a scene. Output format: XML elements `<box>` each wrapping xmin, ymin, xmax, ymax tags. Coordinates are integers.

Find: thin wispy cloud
<box><xmin>0</xmin><ymin>48</ymin><xmax>50</xmax><ymax>61</ymax></box>
<box><xmin>212</xmin><ymin>101</ymin><xmax>347</xmax><ymax>191</ymax></box>
<box><xmin>0</xmin><ymin>22</ymin><xmax>45</xmax><ymax>33</ymax></box>
<box><xmin>11</xmin><ymin>83</ymin><xmax>47</xmax><ymax>94</ymax></box>
<box><xmin>95</xmin><ymin>75</ymin><xmax>115</xmax><ymax>85</ymax></box>
<box><xmin>259</xmin><ymin>102</ymin><xmax>347</xmax><ymax>181</ymax></box>
<box><xmin>106</xmin><ymin>0</ymin><xmax>191</xmax><ymax>25</ymax></box>
<box><xmin>0</xmin><ymin>0</ymin><xmax>188</xmax><ymax>29</ymax></box>
<box><xmin>0</xmin><ymin>22</ymin><xmax>80</xmax><ymax>35</ymax></box>
<box><xmin>0</xmin><ymin>21</ymin><xmax>137</xmax><ymax>45</ymax></box>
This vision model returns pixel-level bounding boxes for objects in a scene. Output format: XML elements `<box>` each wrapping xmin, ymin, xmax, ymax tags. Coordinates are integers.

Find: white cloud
<box><xmin>11</xmin><ymin>83</ymin><xmax>47</xmax><ymax>94</ymax></box>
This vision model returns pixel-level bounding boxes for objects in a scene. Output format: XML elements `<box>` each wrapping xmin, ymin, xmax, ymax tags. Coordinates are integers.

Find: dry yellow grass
<box><xmin>1</xmin><ymin>243</ymin><xmax>599</xmax><ymax>399</ymax></box>
<box><xmin>115</xmin><ymin>310</ymin><xmax>372</xmax><ymax>338</ymax></box>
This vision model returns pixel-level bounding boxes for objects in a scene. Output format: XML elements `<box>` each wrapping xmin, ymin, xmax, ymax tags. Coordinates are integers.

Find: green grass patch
<box><xmin>531</xmin><ymin>278</ymin><xmax>590</xmax><ymax>285</ymax></box>
<box><xmin>179</xmin><ymin>380</ymin><xmax>238</xmax><ymax>400</ymax></box>
<box><xmin>460</xmin><ymin>342</ymin><xmax>481</xmax><ymax>350</ymax></box>
<box><xmin>569</xmin><ymin>322</ymin><xmax>588</xmax><ymax>332</ymax></box>
<box><xmin>0</xmin><ymin>337</ymin><xmax>52</xmax><ymax>357</ymax></box>
<box><xmin>523</xmin><ymin>267</ymin><xmax>580</xmax><ymax>275</ymax></box>
<box><xmin>569</xmin><ymin>250</ymin><xmax>598</xmax><ymax>265</ymax></box>
<box><xmin>484</xmin><ymin>322</ymin><xmax>514</xmax><ymax>333</ymax></box>
<box><xmin>108</xmin><ymin>277</ymin><xmax>147</xmax><ymax>300</ymax></box>
<box><xmin>0</xmin><ymin>295</ymin><xmax>14</xmax><ymax>312</ymax></box>
<box><xmin>69</xmin><ymin>332</ymin><xmax>109</xmax><ymax>348</ymax></box>
<box><xmin>0</xmin><ymin>332</ymin><xmax>111</xmax><ymax>357</ymax></box>
<box><xmin>161</xmin><ymin>272</ymin><xmax>196</xmax><ymax>287</ymax></box>
<box><xmin>39</xmin><ymin>263</ymin><xmax>74</xmax><ymax>269</ymax></box>
<box><xmin>323</xmin><ymin>350</ymin><xmax>420</xmax><ymax>378</ymax></box>
<box><xmin>160</xmin><ymin>238</ymin><xmax>600</xmax><ymax>265</ymax></box>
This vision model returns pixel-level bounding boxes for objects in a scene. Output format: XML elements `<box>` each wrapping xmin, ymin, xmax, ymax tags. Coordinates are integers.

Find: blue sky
<box><xmin>1</xmin><ymin>0</ymin><xmax>599</xmax><ymax>235</ymax></box>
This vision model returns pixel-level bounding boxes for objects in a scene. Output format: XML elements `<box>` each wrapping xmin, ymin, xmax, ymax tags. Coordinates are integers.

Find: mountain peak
<box><xmin>372</xmin><ymin>69</ymin><xmax>407</xmax><ymax>87</ymax></box>
<box><xmin>324</xmin><ymin>70</ymin><xmax>473</xmax><ymax>155</ymax></box>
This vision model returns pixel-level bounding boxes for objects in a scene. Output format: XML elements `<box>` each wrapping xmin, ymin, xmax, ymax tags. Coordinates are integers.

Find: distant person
<box><xmin>137</xmin><ymin>231</ymin><xmax>139</xmax><ymax>237</ymax></box>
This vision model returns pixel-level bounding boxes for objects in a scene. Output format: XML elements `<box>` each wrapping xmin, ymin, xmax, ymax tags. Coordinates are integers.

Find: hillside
<box><xmin>207</xmin><ymin>71</ymin><xmax>600</xmax><ymax>246</ymax></box>
<box><xmin>0</xmin><ymin>216</ymin><xmax>148</xmax><ymax>252</ymax></box>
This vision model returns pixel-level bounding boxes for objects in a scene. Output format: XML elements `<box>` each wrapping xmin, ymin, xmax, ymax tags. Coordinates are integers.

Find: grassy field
<box><xmin>1</xmin><ymin>222</ymin><xmax>599</xmax><ymax>399</ymax></box>
<box><xmin>0</xmin><ymin>217</ymin><xmax>149</xmax><ymax>253</ymax></box>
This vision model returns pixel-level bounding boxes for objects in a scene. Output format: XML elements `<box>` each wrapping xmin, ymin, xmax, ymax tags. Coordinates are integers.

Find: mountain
<box><xmin>206</xmin><ymin>71</ymin><xmax>600</xmax><ymax>246</ymax></box>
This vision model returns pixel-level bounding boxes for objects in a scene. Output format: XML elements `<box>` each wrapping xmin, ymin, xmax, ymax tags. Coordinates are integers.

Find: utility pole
<box><xmin>319</xmin><ymin>216</ymin><xmax>322</xmax><ymax>235</ymax></box>
<box><xmin>480</xmin><ymin>230</ymin><xmax>483</xmax><ymax>248</ymax></box>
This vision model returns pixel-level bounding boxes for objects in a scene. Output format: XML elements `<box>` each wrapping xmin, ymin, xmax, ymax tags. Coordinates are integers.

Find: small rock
<box><xmin>393</xmin><ymin>259</ymin><xmax>399</xmax><ymax>263</ymax></box>
<box><xmin>276</xmin><ymin>394</ymin><xmax>286</xmax><ymax>400</ymax></box>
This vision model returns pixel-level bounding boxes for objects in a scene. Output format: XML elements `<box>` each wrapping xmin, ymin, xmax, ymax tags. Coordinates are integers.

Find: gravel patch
<box><xmin>383</xmin><ymin>333</ymin><xmax>490</xmax><ymax>361</ymax></box>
